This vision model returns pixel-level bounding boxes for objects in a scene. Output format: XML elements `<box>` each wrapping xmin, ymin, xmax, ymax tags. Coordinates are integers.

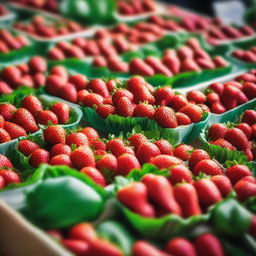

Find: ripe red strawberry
<box><xmin>212</xmin><ymin>139</ymin><xmax>236</xmax><ymax>150</ymax></box>
<box><xmin>154</xmin><ymin>87</ymin><xmax>174</xmax><ymax>105</ymax></box>
<box><xmin>0</xmin><ymin>115</ymin><xmax>4</xmax><ymax>128</ymax></box>
<box><xmin>224</xmin><ymin>128</ymin><xmax>249</xmax><ymax>151</ymax></box>
<box><xmin>169</xmin><ymin>95</ymin><xmax>188</xmax><ymax>112</ymax></box>
<box><xmin>0</xmin><ymin>82</ymin><xmax>13</xmax><ymax>94</ymax></box>
<box><xmin>91</xmin><ymin>140</ymin><xmax>106</xmax><ymax>151</ymax></box>
<box><xmin>176</xmin><ymin>112</ymin><xmax>191</xmax><ymax>125</ymax></box>
<box><xmin>11</xmin><ymin>108</ymin><xmax>39</xmax><ymax>133</ymax></box>
<box><xmin>213</xmin><ymin>56</ymin><xmax>229</xmax><ymax>67</ymax></box>
<box><xmin>2</xmin><ymin>66</ymin><xmax>21</xmax><ymax>86</ymax></box>
<box><xmin>96</xmin><ymin>153</ymin><xmax>117</xmax><ymax>173</ymax></box>
<box><xmin>68</xmin><ymin>222</ymin><xmax>97</xmax><ymax>242</ymax></box>
<box><xmin>80</xmin><ymin>167</ymin><xmax>106</xmax><ymax>186</ymax></box>
<box><xmin>154</xmin><ymin>106</ymin><xmax>178</xmax><ymax>128</ymax></box>
<box><xmin>133</xmin><ymin>241</ymin><xmax>170</xmax><ymax>256</ymax></box>
<box><xmin>77</xmin><ymin>90</ymin><xmax>89</xmax><ymax>104</ymax></box>
<box><xmin>116</xmin><ymin>153</ymin><xmax>141</xmax><ymax>176</ymax></box>
<box><xmin>4</xmin><ymin>121</ymin><xmax>27</xmax><ymax>139</ymax></box>
<box><xmin>237</xmin><ymin>123</ymin><xmax>252</xmax><ymax>139</ymax></box>
<box><xmin>177</xmin><ymin>45</ymin><xmax>193</xmax><ymax>59</ymax></box>
<box><xmin>116</xmin><ymin>97</ymin><xmax>134</xmax><ymax>117</ymax></box>
<box><xmin>129</xmin><ymin>58</ymin><xmax>155</xmax><ymax>76</ymax></box>
<box><xmin>70</xmin><ymin>146</ymin><xmax>96</xmax><ymax>169</ymax></box>
<box><xmin>209</xmin><ymin>82</ymin><xmax>224</xmax><ymax>95</ymax></box>
<box><xmin>165</xmin><ymin>238</ymin><xmax>196</xmax><ymax>256</ymax></box>
<box><xmin>66</xmin><ymin>132</ymin><xmax>89</xmax><ymax>147</ymax></box>
<box><xmin>87</xmin><ymin>79</ymin><xmax>110</xmax><ymax>98</ymax></box>
<box><xmin>0</xmin><ymin>170</ymin><xmax>20</xmax><ymax>185</ymax></box>
<box><xmin>187</xmin><ymin>90</ymin><xmax>206</xmax><ymax>104</ymax></box>
<box><xmin>49</xmin><ymin>154</ymin><xmax>72</xmax><ymax>167</ymax></box>
<box><xmin>234</xmin><ymin>178</ymin><xmax>256</xmax><ymax>201</ymax></box>
<box><xmin>169</xmin><ymin>165</ymin><xmax>193</xmax><ymax>185</ymax></box>
<box><xmin>50</xmin><ymin>102</ymin><xmax>70</xmax><ymax>124</ymax></box>
<box><xmin>226</xmin><ymin>164</ymin><xmax>252</xmax><ymax>184</ymax></box>
<box><xmin>136</xmin><ymin>142</ymin><xmax>161</xmax><ymax>164</ymax></box>
<box><xmin>21</xmin><ymin>95</ymin><xmax>43</xmax><ymax>118</ymax></box>
<box><xmin>242</xmin><ymin>110</ymin><xmax>256</xmax><ymax>126</ymax></box>
<box><xmin>29</xmin><ymin>148</ymin><xmax>49</xmax><ymax>168</ymax></box>
<box><xmin>193</xmin><ymin>159</ymin><xmax>222</xmax><ymax>176</ymax></box>
<box><xmin>43</xmin><ymin>126</ymin><xmax>66</xmax><ymax>145</ymax></box>
<box><xmin>145</xmin><ymin>56</ymin><xmax>173</xmax><ymax>76</ymax></box>
<box><xmin>69</xmin><ymin>74</ymin><xmax>88</xmax><ymax>91</ymax></box>
<box><xmin>80</xmin><ymin>127</ymin><xmax>99</xmax><ymax>144</ymax></box>
<box><xmin>210</xmin><ymin>102</ymin><xmax>226</xmax><ymax>114</ymax></box>
<box><xmin>83</xmin><ymin>93</ymin><xmax>104</xmax><ymax>108</ymax></box>
<box><xmin>189</xmin><ymin>149</ymin><xmax>210</xmax><ymax>170</ymax></box>
<box><xmin>0</xmin><ymin>104</ymin><xmax>17</xmax><ymax>121</ymax></box>
<box><xmin>150</xmin><ymin>155</ymin><xmax>182</xmax><ymax>169</ymax></box>
<box><xmin>208</xmin><ymin>123</ymin><xmax>228</xmax><ymax>141</ymax></box>
<box><xmin>211</xmin><ymin>175</ymin><xmax>232</xmax><ymax>197</ymax></box>
<box><xmin>133</xmin><ymin>103</ymin><xmax>155</xmax><ymax>119</ymax></box>
<box><xmin>50</xmin><ymin>143</ymin><xmax>71</xmax><ymax>158</ymax></box>
<box><xmin>243</xmin><ymin>82</ymin><xmax>256</xmax><ymax>99</ymax></box>
<box><xmin>127</xmin><ymin>133</ymin><xmax>147</xmax><ymax>151</ymax></box>
<box><xmin>62</xmin><ymin>239</ymin><xmax>89</xmax><ymax>256</ymax></box>
<box><xmin>181</xmin><ymin>58</ymin><xmax>201</xmax><ymax>72</ymax></box>
<box><xmin>206</xmin><ymin>92</ymin><xmax>220</xmax><ymax>105</ymax></box>
<box><xmin>112</xmin><ymin>89</ymin><xmax>133</xmax><ymax>105</ymax></box>
<box><xmin>28</xmin><ymin>56</ymin><xmax>47</xmax><ymax>73</ymax></box>
<box><xmin>236</xmin><ymin>73</ymin><xmax>256</xmax><ymax>83</ymax></box>
<box><xmin>96</xmin><ymin>104</ymin><xmax>116</xmax><ymax>118</ymax></box>
<box><xmin>0</xmin><ymin>154</ymin><xmax>13</xmax><ymax>168</ymax></box>
<box><xmin>45</xmin><ymin>75</ymin><xmax>66</xmax><ymax>96</ymax></box>
<box><xmin>59</xmin><ymin>83</ymin><xmax>78</xmax><ymax>103</ymax></box>
<box><xmin>37</xmin><ymin>110</ymin><xmax>58</xmax><ymax>125</ymax></box>
<box><xmin>179</xmin><ymin>104</ymin><xmax>203</xmax><ymax>123</ymax></box>
<box><xmin>173</xmin><ymin>144</ymin><xmax>193</xmax><ymax>161</ymax></box>
<box><xmin>154</xmin><ymin>139</ymin><xmax>173</xmax><ymax>155</ymax></box>
<box><xmin>0</xmin><ymin>128</ymin><xmax>11</xmax><ymax>143</ymax></box>
<box><xmin>18</xmin><ymin>139</ymin><xmax>39</xmax><ymax>156</ymax></box>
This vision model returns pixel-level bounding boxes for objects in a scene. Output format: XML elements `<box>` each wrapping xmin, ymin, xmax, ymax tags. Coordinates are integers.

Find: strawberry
<box><xmin>37</xmin><ymin>110</ymin><xmax>58</xmax><ymax>125</ymax></box>
<box><xmin>226</xmin><ymin>164</ymin><xmax>252</xmax><ymax>184</ymax></box>
<box><xmin>66</xmin><ymin>132</ymin><xmax>89</xmax><ymax>147</ymax></box>
<box><xmin>18</xmin><ymin>139</ymin><xmax>39</xmax><ymax>156</ymax></box>
<box><xmin>154</xmin><ymin>139</ymin><xmax>173</xmax><ymax>155</ymax></box>
<box><xmin>133</xmin><ymin>103</ymin><xmax>155</xmax><ymax>119</ymax></box>
<box><xmin>145</xmin><ymin>56</ymin><xmax>173</xmax><ymax>76</ymax></box>
<box><xmin>128</xmin><ymin>133</ymin><xmax>148</xmax><ymax>151</ymax></box>
<box><xmin>177</xmin><ymin>45</ymin><xmax>193</xmax><ymax>60</ymax></box>
<box><xmin>68</xmin><ymin>223</ymin><xmax>97</xmax><ymax>242</ymax></box>
<box><xmin>80</xmin><ymin>167</ymin><xmax>106</xmax><ymax>187</ymax></box>
<box><xmin>165</xmin><ymin>238</ymin><xmax>196</xmax><ymax>256</ymax></box>
<box><xmin>0</xmin><ymin>115</ymin><xmax>4</xmax><ymax>128</ymax></box>
<box><xmin>96</xmin><ymin>104</ymin><xmax>116</xmax><ymax>118</ymax></box>
<box><xmin>112</xmin><ymin>89</ymin><xmax>134</xmax><ymax>105</ymax></box>
<box><xmin>50</xmin><ymin>66</ymin><xmax>68</xmax><ymax>82</ymax></box>
<box><xmin>154</xmin><ymin>87</ymin><xmax>174</xmax><ymax>105</ymax></box>
<box><xmin>212</xmin><ymin>139</ymin><xmax>236</xmax><ymax>150</ymax></box>
<box><xmin>2</xmin><ymin>66</ymin><xmax>21</xmax><ymax>86</ymax></box>
<box><xmin>69</xmin><ymin>74</ymin><xmax>88</xmax><ymax>91</ymax></box>
<box><xmin>224</xmin><ymin>127</ymin><xmax>249</xmax><ymax>151</ymax></box>
<box><xmin>194</xmin><ymin>48</ymin><xmax>211</xmax><ymax>60</ymax></box>
<box><xmin>179</xmin><ymin>104</ymin><xmax>203</xmax><ymax>123</ymax></box>
<box><xmin>176</xmin><ymin>112</ymin><xmax>191</xmax><ymax>125</ymax></box>
<box><xmin>133</xmin><ymin>241</ymin><xmax>169</xmax><ymax>256</ymax></box>
<box><xmin>80</xmin><ymin>127</ymin><xmax>99</xmax><ymax>144</ymax></box>
<box><xmin>91</xmin><ymin>140</ymin><xmax>106</xmax><ymax>151</ymax></box>
<box><xmin>0</xmin><ymin>104</ymin><xmax>17</xmax><ymax>121</ymax></box>
<box><xmin>196</xmin><ymin>58</ymin><xmax>215</xmax><ymax>69</ymax></box>
<box><xmin>169</xmin><ymin>95</ymin><xmax>188</xmax><ymax>111</ymax></box>
<box><xmin>0</xmin><ymin>81</ymin><xmax>13</xmax><ymax>94</ymax></box>
<box><xmin>243</xmin><ymin>82</ymin><xmax>256</xmax><ymax>99</ymax></box>
<box><xmin>193</xmin><ymin>159</ymin><xmax>222</xmax><ymax>176</ymax></box>
<box><xmin>116</xmin><ymin>97</ymin><xmax>134</xmax><ymax>117</ymax></box>
<box><xmin>234</xmin><ymin>178</ymin><xmax>256</xmax><ymax>201</ymax></box>
<box><xmin>150</xmin><ymin>155</ymin><xmax>182</xmax><ymax>169</ymax></box>
<box><xmin>0</xmin><ymin>176</ymin><xmax>5</xmax><ymax>188</ymax></box>
<box><xmin>0</xmin><ymin>128</ymin><xmax>11</xmax><ymax>143</ymax></box>
<box><xmin>82</xmin><ymin>93</ymin><xmax>104</xmax><ymax>108</ymax></box>
<box><xmin>181</xmin><ymin>58</ymin><xmax>201</xmax><ymax>72</ymax></box>
<box><xmin>43</xmin><ymin>126</ymin><xmax>66</xmax><ymax>145</ymax></box>
<box><xmin>0</xmin><ymin>170</ymin><xmax>20</xmax><ymax>185</ymax></box>
<box><xmin>4</xmin><ymin>121</ymin><xmax>27</xmax><ymax>139</ymax></box>
<box><xmin>50</xmin><ymin>102</ymin><xmax>70</xmax><ymax>124</ymax></box>
<box><xmin>28</xmin><ymin>56</ymin><xmax>47</xmax><ymax>73</ymax></box>
<box><xmin>236</xmin><ymin>73</ymin><xmax>256</xmax><ymax>83</ymax></box>
<box><xmin>187</xmin><ymin>90</ymin><xmax>206</xmax><ymax>104</ymax></box>
<box><xmin>210</xmin><ymin>102</ymin><xmax>226</xmax><ymax>114</ymax></box>
<box><xmin>107</xmin><ymin>56</ymin><xmax>129</xmax><ymax>73</ymax></box>
<box><xmin>129</xmin><ymin>58</ymin><xmax>155</xmax><ymax>76</ymax></box>
<box><xmin>50</xmin><ymin>143</ymin><xmax>71</xmax><ymax>158</ymax></box>
<box><xmin>70</xmin><ymin>146</ymin><xmax>96</xmax><ymax>169</ymax></box>
<box><xmin>208</xmin><ymin>123</ymin><xmax>228</xmax><ymax>141</ymax></box>
<box><xmin>77</xmin><ymin>90</ymin><xmax>89</xmax><ymax>104</ymax></box>
<box><xmin>50</xmin><ymin>154</ymin><xmax>72</xmax><ymax>167</ymax></box>
<box><xmin>213</xmin><ymin>56</ymin><xmax>229</xmax><ymax>67</ymax></box>
<box><xmin>136</xmin><ymin>142</ymin><xmax>161</xmax><ymax>164</ymax></box>
<box><xmin>211</xmin><ymin>175</ymin><xmax>232</xmax><ymax>197</ymax></box>
<box><xmin>162</xmin><ymin>54</ymin><xmax>181</xmax><ymax>75</ymax></box>
<box><xmin>189</xmin><ymin>149</ymin><xmax>210</xmax><ymax>170</ymax></box>
<box><xmin>242</xmin><ymin>110</ymin><xmax>256</xmax><ymax>126</ymax></box>
<box><xmin>96</xmin><ymin>153</ymin><xmax>117</xmax><ymax>173</ymax></box>
<box><xmin>21</xmin><ymin>95</ymin><xmax>43</xmax><ymax>118</ymax></box>
<box><xmin>59</xmin><ymin>83</ymin><xmax>78</xmax><ymax>103</ymax></box>
<box><xmin>169</xmin><ymin>165</ymin><xmax>193</xmax><ymax>185</ymax></box>
<box><xmin>173</xmin><ymin>144</ymin><xmax>193</xmax><ymax>161</ymax></box>
<box><xmin>12</xmin><ymin>108</ymin><xmax>39</xmax><ymax>133</ymax></box>
<box><xmin>87</xmin><ymin>79</ymin><xmax>110</xmax><ymax>98</ymax></box>
<box><xmin>206</xmin><ymin>92</ymin><xmax>220</xmax><ymax>105</ymax></box>
<box><xmin>0</xmin><ymin>154</ymin><xmax>13</xmax><ymax>168</ymax></box>
<box><xmin>154</xmin><ymin>106</ymin><xmax>178</xmax><ymax>128</ymax></box>
<box><xmin>62</xmin><ymin>239</ymin><xmax>89</xmax><ymax>256</ymax></box>
<box><xmin>173</xmin><ymin>183</ymin><xmax>202</xmax><ymax>218</ymax></box>
<box><xmin>92</xmin><ymin>56</ymin><xmax>107</xmax><ymax>67</ymax></box>
<box><xmin>237</xmin><ymin>123</ymin><xmax>252</xmax><ymax>139</ymax></box>
<box><xmin>106</xmin><ymin>80</ymin><xmax>117</xmax><ymax>93</ymax></box>
<box><xmin>209</xmin><ymin>82</ymin><xmax>224</xmax><ymax>95</ymax></box>
<box><xmin>45</xmin><ymin>75</ymin><xmax>65</xmax><ymax>96</ymax></box>
<box><xmin>48</xmin><ymin>47</ymin><xmax>65</xmax><ymax>60</ymax></box>
<box><xmin>117</xmin><ymin>182</ymin><xmax>155</xmax><ymax>217</ymax></box>
<box><xmin>29</xmin><ymin>148</ymin><xmax>49</xmax><ymax>168</ymax></box>
<box><xmin>116</xmin><ymin>153</ymin><xmax>141</xmax><ymax>176</ymax></box>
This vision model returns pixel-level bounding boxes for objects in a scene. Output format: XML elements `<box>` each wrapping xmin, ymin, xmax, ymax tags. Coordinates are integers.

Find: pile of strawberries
<box><xmin>13</xmin><ymin>15</ymin><xmax>86</xmax><ymax>39</ymax></box>
<box><xmin>47</xmin><ymin>36</ymin><xmax>135</xmax><ymax>60</ymax></box>
<box><xmin>0</xmin><ymin>154</ymin><xmax>20</xmax><ymax>188</ymax></box>
<box><xmin>0</xmin><ymin>95</ymin><xmax>71</xmax><ymax>143</ymax></box>
<box><xmin>0</xmin><ymin>56</ymin><xmax>47</xmax><ymax>94</ymax></box>
<box><xmin>187</xmin><ymin>71</ymin><xmax>256</xmax><ymax>114</ymax></box>
<box><xmin>0</xmin><ymin>29</ymin><xmax>30</xmax><ymax>54</ymax></box>
<box><xmin>118</xmin><ymin>0</ymin><xmax>156</xmax><ymax>16</ymax></box>
<box><xmin>92</xmin><ymin>37</ymin><xmax>229</xmax><ymax>76</ymax></box>
<box><xmin>233</xmin><ymin>47</ymin><xmax>256</xmax><ymax>63</ymax></box>
<box><xmin>0</xmin><ymin>5</ymin><xmax>8</xmax><ymax>16</ymax></box>
<box><xmin>47</xmin><ymin>222</ymin><xmax>124</xmax><ymax>256</ymax></box>
<box><xmin>208</xmin><ymin>109</ymin><xmax>256</xmax><ymax>160</ymax></box>
<box><xmin>12</xmin><ymin>0</ymin><xmax>58</xmax><ymax>13</ymax></box>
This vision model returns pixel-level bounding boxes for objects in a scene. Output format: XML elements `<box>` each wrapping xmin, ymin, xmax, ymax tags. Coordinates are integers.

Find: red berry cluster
<box><xmin>208</xmin><ymin>109</ymin><xmax>256</xmax><ymax>161</ymax></box>
<box><xmin>233</xmin><ymin>47</ymin><xmax>256</xmax><ymax>63</ymax></box>
<box><xmin>0</xmin><ymin>56</ymin><xmax>47</xmax><ymax>94</ymax></box>
<box><xmin>47</xmin><ymin>223</ymin><xmax>123</xmax><ymax>256</ymax></box>
<box><xmin>92</xmin><ymin>38</ymin><xmax>229</xmax><ymax>76</ymax></box>
<box><xmin>0</xmin><ymin>30</ymin><xmax>30</xmax><ymax>54</ymax></box>
<box><xmin>12</xmin><ymin>0</ymin><xmax>58</xmax><ymax>13</ymax></box>
<box><xmin>118</xmin><ymin>0</ymin><xmax>156</xmax><ymax>16</ymax></box>
<box><xmin>0</xmin><ymin>95</ymin><xmax>71</xmax><ymax>144</ymax></box>
<box><xmin>0</xmin><ymin>154</ymin><xmax>20</xmax><ymax>188</ymax></box>
<box><xmin>14</xmin><ymin>15</ymin><xmax>85</xmax><ymax>38</ymax></box>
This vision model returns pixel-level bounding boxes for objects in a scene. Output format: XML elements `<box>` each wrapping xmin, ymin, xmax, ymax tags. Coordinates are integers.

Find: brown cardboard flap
<box><xmin>0</xmin><ymin>200</ymin><xmax>72</xmax><ymax>256</ymax></box>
